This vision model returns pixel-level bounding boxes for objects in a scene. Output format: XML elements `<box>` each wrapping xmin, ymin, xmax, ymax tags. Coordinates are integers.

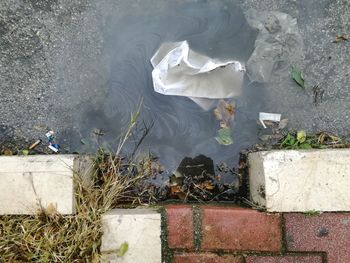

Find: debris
<box><xmin>291</xmin><ymin>66</ymin><xmax>305</xmax><ymax>89</ymax></box>
<box><xmin>312</xmin><ymin>85</ymin><xmax>324</xmax><ymax>106</ymax></box>
<box><xmin>259</xmin><ymin>112</ymin><xmax>281</xmax><ymax>128</ymax></box>
<box><xmin>215</xmin><ymin>127</ymin><xmax>233</xmax><ymax>146</ymax></box>
<box><xmin>48</xmin><ymin>144</ymin><xmax>59</xmax><ymax>153</ymax></box>
<box><xmin>29</xmin><ymin>139</ymin><xmax>42</xmax><ymax>150</ymax></box>
<box><xmin>245</xmin><ymin>10</ymin><xmax>303</xmax><ymax>82</ymax></box>
<box><xmin>22</xmin><ymin>150</ymin><xmax>29</xmax><ymax>155</ymax></box>
<box><xmin>118</xmin><ymin>242</ymin><xmax>129</xmax><ymax>257</ymax></box>
<box><xmin>214</xmin><ymin>100</ymin><xmax>236</xmax><ymax>123</ymax></box>
<box><xmin>93</xmin><ymin>129</ymin><xmax>105</xmax><ymax>136</ymax></box>
<box><xmin>151</xmin><ymin>40</ymin><xmax>245</xmax><ymax>110</ymax></box>
<box><xmin>259</xmin><ymin>134</ymin><xmax>272</xmax><ymax>141</ymax></box>
<box><xmin>333</xmin><ymin>35</ymin><xmax>348</xmax><ymax>43</ymax></box>
<box><xmin>3</xmin><ymin>148</ymin><xmax>13</xmax><ymax>156</ymax></box>
<box><xmin>45</xmin><ymin>131</ymin><xmax>54</xmax><ymax>139</ymax></box>
<box><xmin>278</xmin><ymin>119</ymin><xmax>289</xmax><ymax>129</ymax></box>
<box><xmin>297</xmin><ymin>130</ymin><xmax>306</xmax><ymax>143</ymax></box>
<box><xmin>44</xmin><ymin>130</ymin><xmax>60</xmax><ymax>153</ymax></box>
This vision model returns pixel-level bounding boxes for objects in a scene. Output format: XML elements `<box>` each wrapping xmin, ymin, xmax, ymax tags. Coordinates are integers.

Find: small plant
<box><xmin>304</xmin><ymin>210</ymin><xmax>321</xmax><ymax>217</ymax></box>
<box><xmin>280</xmin><ymin>131</ymin><xmax>345</xmax><ymax>150</ymax></box>
<box><xmin>281</xmin><ymin>130</ymin><xmax>312</xmax><ymax>149</ymax></box>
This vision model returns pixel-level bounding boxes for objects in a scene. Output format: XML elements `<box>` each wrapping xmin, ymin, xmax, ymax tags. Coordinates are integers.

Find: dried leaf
<box><xmin>118</xmin><ymin>242</ymin><xmax>129</xmax><ymax>257</ymax></box>
<box><xmin>219</xmin><ymin>121</ymin><xmax>228</xmax><ymax>128</ymax></box>
<box><xmin>333</xmin><ymin>35</ymin><xmax>348</xmax><ymax>43</ymax></box>
<box><xmin>45</xmin><ymin>203</ymin><xmax>57</xmax><ymax>216</ymax></box>
<box><xmin>3</xmin><ymin>148</ymin><xmax>13</xmax><ymax>156</ymax></box>
<box><xmin>214</xmin><ymin>100</ymin><xmax>236</xmax><ymax>122</ymax></box>
<box><xmin>202</xmin><ymin>181</ymin><xmax>215</xmax><ymax>190</ymax></box>
<box><xmin>297</xmin><ymin>130</ymin><xmax>306</xmax><ymax>143</ymax></box>
<box><xmin>213</xmin><ymin>108</ymin><xmax>222</xmax><ymax>120</ymax></box>
<box><xmin>292</xmin><ymin>66</ymin><xmax>305</xmax><ymax>89</ymax></box>
<box><xmin>215</xmin><ymin>127</ymin><xmax>233</xmax><ymax>146</ymax></box>
<box><xmin>170</xmin><ymin>185</ymin><xmax>182</xmax><ymax>194</ymax></box>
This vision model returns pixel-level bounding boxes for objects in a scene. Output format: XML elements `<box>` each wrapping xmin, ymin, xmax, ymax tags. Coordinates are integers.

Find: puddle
<box><xmin>58</xmin><ymin>0</ymin><xmax>301</xmax><ymax>196</ymax></box>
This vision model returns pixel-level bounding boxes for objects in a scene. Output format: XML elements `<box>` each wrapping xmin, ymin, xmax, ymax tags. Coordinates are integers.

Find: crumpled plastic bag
<box><xmin>245</xmin><ymin>10</ymin><xmax>303</xmax><ymax>83</ymax></box>
<box><xmin>151</xmin><ymin>41</ymin><xmax>245</xmax><ymax>110</ymax></box>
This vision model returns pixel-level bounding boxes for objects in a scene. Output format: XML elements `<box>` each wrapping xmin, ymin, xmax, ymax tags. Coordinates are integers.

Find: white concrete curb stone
<box><xmin>0</xmin><ymin>154</ymin><xmax>93</xmax><ymax>215</ymax></box>
<box><xmin>249</xmin><ymin>149</ymin><xmax>350</xmax><ymax>212</ymax></box>
<box><xmin>101</xmin><ymin>208</ymin><xmax>161</xmax><ymax>263</ymax></box>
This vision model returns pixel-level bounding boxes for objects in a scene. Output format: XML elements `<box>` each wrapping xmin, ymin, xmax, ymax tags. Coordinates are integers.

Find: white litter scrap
<box><xmin>150</xmin><ymin>41</ymin><xmax>245</xmax><ymax>110</ymax></box>
<box><xmin>259</xmin><ymin>112</ymin><xmax>281</xmax><ymax>128</ymax></box>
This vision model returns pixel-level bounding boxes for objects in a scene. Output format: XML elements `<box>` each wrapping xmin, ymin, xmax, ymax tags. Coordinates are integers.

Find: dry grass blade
<box><xmin>0</xmin><ymin>105</ymin><xmax>154</xmax><ymax>262</ymax></box>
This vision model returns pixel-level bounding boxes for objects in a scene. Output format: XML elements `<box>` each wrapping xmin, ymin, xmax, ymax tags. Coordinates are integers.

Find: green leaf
<box><xmin>299</xmin><ymin>143</ymin><xmax>312</xmax><ymax>149</ymax></box>
<box><xmin>297</xmin><ymin>130</ymin><xmax>307</xmax><ymax>143</ymax></box>
<box><xmin>292</xmin><ymin>66</ymin><xmax>305</xmax><ymax>89</ymax></box>
<box><xmin>22</xmin><ymin>149</ymin><xmax>29</xmax><ymax>155</ymax></box>
<box><xmin>282</xmin><ymin>133</ymin><xmax>295</xmax><ymax>146</ymax></box>
<box><xmin>80</xmin><ymin>139</ymin><xmax>87</xmax><ymax>145</ymax></box>
<box><xmin>215</xmin><ymin>127</ymin><xmax>233</xmax><ymax>146</ymax></box>
<box><xmin>118</xmin><ymin>242</ymin><xmax>129</xmax><ymax>257</ymax></box>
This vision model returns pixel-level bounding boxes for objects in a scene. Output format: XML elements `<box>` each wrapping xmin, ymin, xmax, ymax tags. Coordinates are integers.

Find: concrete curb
<box><xmin>248</xmin><ymin>149</ymin><xmax>350</xmax><ymax>212</ymax></box>
<box><xmin>0</xmin><ymin>154</ymin><xmax>93</xmax><ymax>214</ymax></box>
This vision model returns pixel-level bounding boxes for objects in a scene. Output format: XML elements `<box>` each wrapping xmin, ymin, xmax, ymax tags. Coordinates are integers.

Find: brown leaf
<box><xmin>333</xmin><ymin>35</ymin><xmax>348</xmax><ymax>43</ymax></box>
<box><xmin>214</xmin><ymin>100</ymin><xmax>236</xmax><ymax>123</ymax></box>
<box><xmin>3</xmin><ymin>148</ymin><xmax>13</xmax><ymax>156</ymax></box>
<box><xmin>170</xmin><ymin>185</ymin><xmax>182</xmax><ymax>194</ymax></box>
<box><xmin>202</xmin><ymin>181</ymin><xmax>215</xmax><ymax>190</ymax></box>
<box><xmin>45</xmin><ymin>203</ymin><xmax>57</xmax><ymax>216</ymax></box>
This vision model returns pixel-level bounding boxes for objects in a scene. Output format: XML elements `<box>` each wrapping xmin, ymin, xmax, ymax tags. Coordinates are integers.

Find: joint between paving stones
<box><xmin>160</xmin><ymin>206</ymin><xmax>173</xmax><ymax>263</ymax></box>
<box><xmin>192</xmin><ymin>205</ymin><xmax>202</xmax><ymax>252</ymax></box>
<box><xmin>281</xmin><ymin>213</ymin><xmax>287</xmax><ymax>253</ymax></box>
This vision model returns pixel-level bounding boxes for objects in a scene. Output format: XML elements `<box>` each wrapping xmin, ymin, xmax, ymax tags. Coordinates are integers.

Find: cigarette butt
<box><xmin>29</xmin><ymin>139</ymin><xmax>42</xmax><ymax>150</ymax></box>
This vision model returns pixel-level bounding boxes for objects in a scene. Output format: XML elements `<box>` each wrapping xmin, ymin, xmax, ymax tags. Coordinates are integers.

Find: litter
<box><xmin>45</xmin><ymin>130</ymin><xmax>60</xmax><ymax>153</ymax></box>
<box><xmin>259</xmin><ymin>112</ymin><xmax>281</xmax><ymax>128</ymax></box>
<box><xmin>150</xmin><ymin>40</ymin><xmax>245</xmax><ymax>110</ymax></box>
<box><xmin>48</xmin><ymin>144</ymin><xmax>59</xmax><ymax>153</ymax></box>
<box><xmin>29</xmin><ymin>139</ymin><xmax>42</xmax><ymax>150</ymax></box>
<box><xmin>245</xmin><ymin>10</ymin><xmax>303</xmax><ymax>82</ymax></box>
<box><xmin>45</xmin><ymin>131</ymin><xmax>54</xmax><ymax>139</ymax></box>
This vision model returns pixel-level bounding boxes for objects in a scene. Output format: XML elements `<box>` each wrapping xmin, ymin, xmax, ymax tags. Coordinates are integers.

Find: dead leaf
<box><xmin>45</xmin><ymin>203</ymin><xmax>57</xmax><ymax>216</ymax></box>
<box><xmin>202</xmin><ymin>181</ymin><xmax>215</xmax><ymax>190</ymax></box>
<box><xmin>333</xmin><ymin>35</ymin><xmax>348</xmax><ymax>43</ymax></box>
<box><xmin>3</xmin><ymin>148</ymin><xmax>13</xmax><ymax>156</ymax></box>
<box><xmin>214</xmin><ymin>100</ymin><xmax>236</xmax><ymax>123</ymax></box>
<box><xmin>170</xmin><ymin>185</ymin><xmax>182</xmax><ymax>194</ymax></box>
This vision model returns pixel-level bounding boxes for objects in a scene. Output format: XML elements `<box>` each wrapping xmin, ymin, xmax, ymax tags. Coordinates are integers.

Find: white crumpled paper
<box><xmin>150</xmin><ymin>41</ymin><xmax>245</xmax><ymax>110</ymax></box>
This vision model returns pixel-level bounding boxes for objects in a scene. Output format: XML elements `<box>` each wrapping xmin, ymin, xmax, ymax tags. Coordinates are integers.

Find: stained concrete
<box><xmin>249</xmin><ymin>149</ymin><xmax>350</xmax><ymax>212</ymax></box>
<box><xmin>0</xmin><ymin>154</ymin><xmax>93</xmax><ymax>214</ymax></box>
<box><xmin>101</xmin><ymin>209</ymin><xmax>161</xmax><ymax>263</ymax></box>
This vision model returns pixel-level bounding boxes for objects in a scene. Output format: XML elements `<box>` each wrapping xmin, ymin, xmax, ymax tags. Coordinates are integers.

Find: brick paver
<box><xmin>245</xmin><ymin>255</ymin><xmax>323</xmax><ymax>263</ymax></box>
<box><xmin>284</xmin><ymin>213</ymin><xmax>350</xmax><ymax>263</ymax></box>
<box><xmin>173</xmin><ymin>253</ymin><xmax>243</xmax><ymax>263</ymax></box>
<box><xmin>166</xmin><ymin>205</ymin><xmax>194</xmax><ymax>249</ymax></box>
<box><xmin>201</xmin><ymin>206</ymin><xmax>282</xmax><ymax>251</ymax></box>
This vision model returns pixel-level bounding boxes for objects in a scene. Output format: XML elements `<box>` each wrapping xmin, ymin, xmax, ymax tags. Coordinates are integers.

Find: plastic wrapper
<box><xmin>245</xmin><ymin>10</ymin><xmax>303</xmax><ymax>82</ymax></box>
<box><xmin>151</xmin><ymin>41</ymin><xmax>245</xmax><ymax>110</ymax></box>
